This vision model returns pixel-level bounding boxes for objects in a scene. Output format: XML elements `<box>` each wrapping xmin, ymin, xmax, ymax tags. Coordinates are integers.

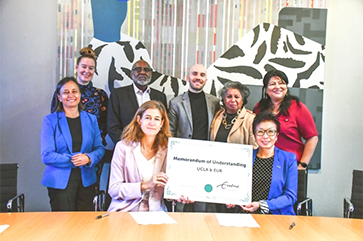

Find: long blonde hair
<box><xmin>122</xmin><ymin>100</ymin><xmax>171</xmax><ymax>150</ymax></box>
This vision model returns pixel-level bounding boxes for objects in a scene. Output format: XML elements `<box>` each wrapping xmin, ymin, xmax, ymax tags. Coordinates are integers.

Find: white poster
<box><xmin>164</xmin><ymin>138</ymin><xmax>253</xmax><ymax>205</ymax></box>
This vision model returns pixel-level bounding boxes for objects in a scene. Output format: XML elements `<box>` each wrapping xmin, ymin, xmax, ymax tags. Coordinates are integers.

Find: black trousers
<box><xmin>47</xmin><ymin>168</ymin><xmax>96</xmax><ymax>211</ymax></box>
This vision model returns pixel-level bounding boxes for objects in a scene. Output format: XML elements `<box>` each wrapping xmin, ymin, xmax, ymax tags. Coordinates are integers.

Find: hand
<box><xmin>71</xmin><ymin>154</ymin><xmax>90</xmax><ymax>167</ymax></box>
<box><xmin>141</xmin><ymin>172</ymin><xmax>168</xmax><ymax>191</ymax></box>
<box><xmin>226</xmin><ymin>204</ymin><xmax>236</xmax><ymax>209</ymax></box>
<box><xmin>240</xmin><ymin>202</ymin><xmax>260</xmax><ymax>213</ymax></box>
<box><xmin>177</xmin><ymin>195</ymin><xmax>194</xmax><ymax>204</ymax></box>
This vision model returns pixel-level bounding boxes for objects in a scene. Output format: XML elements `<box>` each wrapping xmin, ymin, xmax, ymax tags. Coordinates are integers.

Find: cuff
<box><xmin>259</xmin><ymin>200</ymin><xmax>269</xmax><ymax>214</ymax></box>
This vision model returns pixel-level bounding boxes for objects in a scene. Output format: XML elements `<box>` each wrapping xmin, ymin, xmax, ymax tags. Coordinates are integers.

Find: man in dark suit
<box><xmin>107</xmin><ymin>60</ymin><xmax>167</xmax><ymax>145</ymax></box>
<box><xmin>168</xmin><ymin>64</ymin><xmax>220</xmax><ymax>212</ymax></box>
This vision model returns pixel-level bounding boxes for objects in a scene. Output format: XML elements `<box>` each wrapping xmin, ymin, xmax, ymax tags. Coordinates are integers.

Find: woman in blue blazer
<box><xmin>41</xmin><ymin>77</ymin><xmax>105</xmax><ymax>211</ymax></box>
<box><xmin>238</xmin><ymin>111</ymin><xmax>297</xmax><ymax>215</ymax></box>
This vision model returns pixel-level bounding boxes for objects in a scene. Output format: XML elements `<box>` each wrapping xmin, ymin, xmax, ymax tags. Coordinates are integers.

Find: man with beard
<box><xmin>107</xmin><ymin>60</ymin><xmax>167</xmax><ymax>145</ymax></box>
<box><xmin>168</xmin><ymin>64</ymin><xmax>220</xmax><ymax>212</ymax></box>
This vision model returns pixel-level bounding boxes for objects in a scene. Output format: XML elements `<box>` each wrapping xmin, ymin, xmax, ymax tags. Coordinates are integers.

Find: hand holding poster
<box><xmin>164</xmin><ymin>138</ymin><xmax>253</xmax><ymax>205</ymax></box>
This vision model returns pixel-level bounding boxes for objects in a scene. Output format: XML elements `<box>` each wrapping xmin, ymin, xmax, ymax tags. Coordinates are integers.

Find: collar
<box><xmin>79</xmin><ymin>81</ymin><xmax>93</xmax><ymax>90</ymax></box>
<box><xmin>132</xmin><ymin>83</ymin><xmax>151</xmax><ymax>95</ymax></box>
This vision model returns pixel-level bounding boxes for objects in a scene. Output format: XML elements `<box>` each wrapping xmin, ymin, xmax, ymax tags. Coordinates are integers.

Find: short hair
<box><xmin>252</xmin><ymin>110</ymin><xmax>280</xmax><ymax>133</ymax></box>
<box><xmin>122</xmin><ymin>100</ymin><xmax>171</xmax><ymax>149</ymax></box>
<box><xmin>218</xmin><ymin>81</ymin><xmax>250</xmax><ymax>108</ymax></box>
<box><xmin>52</xmin><ymin>77</ymin><xmax>84</xmax><ymax>113</ymax></box>
<box><xmin>76</xmin><ymin>47</ymin><xmax>97</xmax><ymax>68</ymax></box>
<box><xmin>132</xmin><ymin>59</ymin><xmax>151</xmax><ymax>70</ymax></box>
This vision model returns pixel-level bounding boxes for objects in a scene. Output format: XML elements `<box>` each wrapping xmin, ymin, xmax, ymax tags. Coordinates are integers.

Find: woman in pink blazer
<box><xmin>108</xmin><ymin>100</ymin><xmax>171</xmax><ymax>212</ymax></box>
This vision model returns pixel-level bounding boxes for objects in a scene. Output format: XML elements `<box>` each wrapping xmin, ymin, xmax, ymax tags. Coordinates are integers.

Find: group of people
<box><xmin>40</xmin><ymin>47</ymin><xmax>318</xmax><ymax>215</ymax></box>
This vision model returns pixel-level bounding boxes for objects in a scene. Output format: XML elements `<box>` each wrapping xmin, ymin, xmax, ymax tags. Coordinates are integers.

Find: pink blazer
<box><xmin>108</xmin><ymin>140</ymin><xmax>168</xmax><ymax>212</ymax></box>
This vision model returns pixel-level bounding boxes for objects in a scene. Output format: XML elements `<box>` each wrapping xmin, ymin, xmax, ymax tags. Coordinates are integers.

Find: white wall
<box><xmin>0</xmin><ymin>0</ymin><xmax>57</xmax><ymax>211</ymax></box>
<box><xmin>308</xmin><ymin>0</ymin><xmax>363</xmax><ymax>217</ymax></box>
<box><xmin>1</xmin><ymin>0</ymin><xmax>362</xmax><ymax>216</ymax></box>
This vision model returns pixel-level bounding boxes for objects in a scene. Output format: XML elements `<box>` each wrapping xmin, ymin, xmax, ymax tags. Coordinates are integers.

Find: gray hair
<box><xmin>218</xmin><ymin>81</ymin><xmax>250</xmax><ymax>108</ymax></box>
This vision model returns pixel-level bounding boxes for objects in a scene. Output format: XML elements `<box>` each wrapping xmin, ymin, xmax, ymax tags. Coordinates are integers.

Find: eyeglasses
<box><xmin>255</xmin><ymin>129</ymin><xmax>277</xmax><ymax>136</ymax></box>
<box><xmin>132</xmin><ymin>67</ymin><xmax>153</xmax><ymax>73</ymax></box>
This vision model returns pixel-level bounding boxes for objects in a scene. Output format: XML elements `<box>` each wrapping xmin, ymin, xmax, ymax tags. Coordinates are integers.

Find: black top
<box><xmin>214</xmin><ymin>112</ymin><xmax>237</xmax><ymax>142</ymax></box>
<box><xmin>67</xmin><ymin>116</ymin><xmax>82</xmax><ymax>153</ymax></box>
<box><xmin>250</xmin><ymin>155</ymin><xmax>274</xmax><ymax>214</ymax></box>
<box><xmin>188</xmin><ymin>91</ymin><xmax>208</xmax><ymax>140</ymax></box>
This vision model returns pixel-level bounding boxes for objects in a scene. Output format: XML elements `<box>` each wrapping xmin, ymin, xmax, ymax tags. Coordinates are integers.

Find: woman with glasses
<box><xmin>41</xmin><ymin>77</ymin><xmax>105</xmax><ymax>211</ymax></box>
<box><xmin>232</xmin><ymin>111</ymin><xmax>297</xmax><ymax>215</ymax></box>
<box><xmin>253</xmin><ymin>70</ymin><xmax>318</xmax><ymax>169</ymax></box>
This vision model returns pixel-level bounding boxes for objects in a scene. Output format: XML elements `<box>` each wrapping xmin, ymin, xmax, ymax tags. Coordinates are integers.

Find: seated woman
<box><xmin>41</xmin><ymin>77</ymin><xmax>105</xmax><ymax>211</ymax></box>
<box><xmin>236</xmin><ymin>111</ymin><xmax>297</xmax><ymax>215</ymax></box>
<box><xmin>108</xmin><ymin>100</ymin><xmax>171</xmax><ymax>212</ymax></box>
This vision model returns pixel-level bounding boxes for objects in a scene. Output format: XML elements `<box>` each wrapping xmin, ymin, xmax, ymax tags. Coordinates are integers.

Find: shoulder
<box><xmin>288</xmin><ymin>100</ymin><xmax>310</xmax><ymax>114</ymax></box>
<box><xmin>80</xmin><ymin>111</ymin><xmax>97</xmax><ymax>121</ymax></box>
<box><xmin>115</xmin><ymin>140</ymin><xmax>137</xmax><ymax>151</ymax></box>
<box><xmin>150</xmin><ymin>87</ymin><xmax>166</xmax><ymax>95</ymax></box>
<box><xmin>169</xmin><ymin>93</ymin><xmax>185</xmax><ymax>104</ymax></box>
<box><xmin>96</xmin><ymin>87</ymin><xmax>108</xmax><ymax>97</ymax></box>
<box><xmin>43</xmin><ymin>112</ymin><xmax>58</xmax><ymax>122</ymax></box>
<box><xmin>205</xmin><ymin>93</ymin><xmax>219</xmax><ymax>101</ymax></box>
<box><xmin>275</xmin><ymin>147</ymin><xmax>297</xmax><ymax>162</ymax></box>
<box><xmin>114</xmin><ymin>85</ymin><xmax>133</xmax><ymax>94</ymax></box>
<box><xmin>240</xmin><ymin>107</ymin><xmax>255</xmax><ymax>119</ymax></box>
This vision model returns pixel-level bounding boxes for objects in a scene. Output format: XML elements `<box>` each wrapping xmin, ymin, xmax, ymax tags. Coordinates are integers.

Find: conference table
<box><xmin>0</xmin><ymin>212</ymin><xmax>362</xmax><ymax>240</ymax></box>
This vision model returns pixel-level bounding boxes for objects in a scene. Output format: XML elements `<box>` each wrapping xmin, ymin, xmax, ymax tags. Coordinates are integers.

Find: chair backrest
<box><xmin>0</xmin><ymin>163</ymin><xmax>19</xmax><ymax>212</ymax></box>
<box><xmin>294</xmin><ymin>169</ymin><xmax>308</xmax><ymax>215</ymax></box>
<box><xmin>351</xmin><ymin>170</ymin><xmax>363</xmax><ymax>219</ymax></box>
<box><xmin>297</xmin><ymin>169</ymin><xmax>308</xmax><ymax>202</ymax></box>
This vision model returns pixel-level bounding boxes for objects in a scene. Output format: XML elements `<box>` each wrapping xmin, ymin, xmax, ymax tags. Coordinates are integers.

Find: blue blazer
<box><xmin>253</xmin><ymin>147</ymin><xmax>298</xmax><ymax>215</ymax></box>
<box><xmin>41</xmin><ymin>111</ymin><xmax>105</xmax><ymax>189</ymax></box>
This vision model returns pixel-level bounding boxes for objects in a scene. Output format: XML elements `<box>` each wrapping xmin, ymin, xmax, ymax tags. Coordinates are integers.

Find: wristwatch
<box><xmin>298</xmin><ymin>161</ymin><xmax>308</xmax><ymax>168</ymax></box>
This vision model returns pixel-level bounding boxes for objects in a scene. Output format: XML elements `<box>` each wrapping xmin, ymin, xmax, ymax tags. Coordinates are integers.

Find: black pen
<box><xmin>289</xmin><ymin>222</ymin><xmax>295</xmax><ymax>230</ymax></box>
<box><xmin>96</xmin><ymin>212</ymin><xmax>110</xmax><ymax>220</ymax></box>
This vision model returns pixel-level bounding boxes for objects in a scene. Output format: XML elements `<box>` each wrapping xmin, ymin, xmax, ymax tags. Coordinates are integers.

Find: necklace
<box><xmin>222</xmin><ymin>108</ymin><xmax>241</xmax><ymax>129</ymax></box>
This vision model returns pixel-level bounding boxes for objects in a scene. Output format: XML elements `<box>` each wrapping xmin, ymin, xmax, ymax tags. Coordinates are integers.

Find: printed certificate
<box><xmin>164</xmin><ymin>137</ymin><xmax>253</xmax><ymax>205</ymax></box>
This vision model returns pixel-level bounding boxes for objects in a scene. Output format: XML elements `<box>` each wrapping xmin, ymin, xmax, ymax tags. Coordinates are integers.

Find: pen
<box><xmin>96</xmin><ymin>212</ymin><xmax>110</xmax><ymax>220</ymax></box>
<box><xmin>289</xmin><ymin>222</ymin><xmax>295</xmax><ymax>230</ymax></box>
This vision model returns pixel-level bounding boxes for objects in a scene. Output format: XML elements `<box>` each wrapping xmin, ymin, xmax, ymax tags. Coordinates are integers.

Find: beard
<box><xmin>134</xmin><ymin>76</ymin><xmax>151</xmax><ymax>86</ymax></box>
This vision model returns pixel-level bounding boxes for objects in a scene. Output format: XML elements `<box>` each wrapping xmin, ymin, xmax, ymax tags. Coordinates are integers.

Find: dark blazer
<box><xmin>252</xmin><ymin>147</ymin><xmax>298</xmax><ymax>215</ymax></box>
<box><xmin>40</xmin><ymin>111</ymin><xmax>105</xmax><ymax>189</ymax></box>
<box><xmin>107</xmin><ymin>84</ymin><xmax>167</xmax><ymax>144</ymax></box>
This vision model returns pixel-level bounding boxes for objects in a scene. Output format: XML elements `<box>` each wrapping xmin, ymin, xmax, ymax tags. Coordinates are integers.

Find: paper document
<box><xmin>215</xmin><ymin>213</ymin><xmax>260</xmax><ymax>227</ymax></box>
<box><xmin>129</xmin><ymin>212</ymin><xmax>177</xmax><ymax>225</ymax></box>
<box><xmin>0</xmin><ymin>225</ymin><xmax>9</xmax><ymax>233</ymax></box>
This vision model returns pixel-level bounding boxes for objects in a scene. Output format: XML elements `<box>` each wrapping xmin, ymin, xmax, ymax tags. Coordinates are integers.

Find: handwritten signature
<box><xmin>216</xmin><ymin>181</ymin><xmax>239</xmax><ymax>189</ymax></box>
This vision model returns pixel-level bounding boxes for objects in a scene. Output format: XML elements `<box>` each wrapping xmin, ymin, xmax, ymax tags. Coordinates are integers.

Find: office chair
<box><xmin>295</xmin><ymin>169</ymin><xmax>313</xmax><ymax>216</ymax></box>
<box><xmin>344</xmin><ymin>170</ymin><xmax>363</xmax><ymax>218</ymax></box>
<box><xmin>93</xmin><ymin>161</ymin><xmax>106</xmax><ymax>211</ymax></box>
<box><xmin>0</xmin><ymin>163</ymin><xmax>25</xmax><ymax>212</ymax></box>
